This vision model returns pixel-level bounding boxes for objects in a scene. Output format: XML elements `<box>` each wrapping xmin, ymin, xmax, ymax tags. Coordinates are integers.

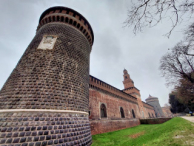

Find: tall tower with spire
<box><xmin>122</xmin><ymin>69</ymin><xmax>146</xmax><ymax>118</ymax></box>
<box><xmin>122</xmin><ymin>69</ymin><xmax>140</xmax><ymax>97</ymax></box>
<box><xmin>123</xmin><ymin>69</ymin><xmax>134</xmax><ymax>89</ymax></box>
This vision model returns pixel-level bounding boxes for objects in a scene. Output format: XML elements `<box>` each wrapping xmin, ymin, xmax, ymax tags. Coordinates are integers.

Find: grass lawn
<box><xmin>92</xmin><ymin>117</ymin><xmax>194</xmax><ymax>146</ymax></box>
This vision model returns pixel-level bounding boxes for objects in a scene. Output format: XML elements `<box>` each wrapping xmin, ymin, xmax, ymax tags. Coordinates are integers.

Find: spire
<box><xmin>122</xmin><ymin>69</ymin><xmax>134</xmax><ymax>89</ymax></box>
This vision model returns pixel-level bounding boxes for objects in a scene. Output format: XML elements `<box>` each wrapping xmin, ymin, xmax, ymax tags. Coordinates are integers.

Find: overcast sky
<box><xmin>0</xmin><ymin>0</ymin><xmax>191</xmax><ymax>106</ymax></box>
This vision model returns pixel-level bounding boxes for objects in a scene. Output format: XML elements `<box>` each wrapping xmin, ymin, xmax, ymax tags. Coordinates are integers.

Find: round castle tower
<box><xmin>145</xmin><ymin>95</ymin><xmax>164</xmax><ymax>117</ymax></box>
<box><xmin>0</xmin><ymin>6</ymin><xmax>94</xmax><ymax>146</ymax></box>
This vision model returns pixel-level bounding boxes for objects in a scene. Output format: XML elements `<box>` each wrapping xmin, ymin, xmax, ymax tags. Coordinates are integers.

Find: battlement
<box><xmin>89</xmin><ymin>75</ymin><xmax>138</xmax><ymax>104</ymax></box>
<box><xmin>37</xmin><ymin>6</ymin><xmax>94</xmax><ymax>46</ymax></box>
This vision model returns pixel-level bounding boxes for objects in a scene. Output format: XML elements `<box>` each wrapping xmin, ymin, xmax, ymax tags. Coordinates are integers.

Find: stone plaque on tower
<box><xmin>37</xmin><ymin>35</ymin><xmax>57</xmax><ymax>50</ymax></box>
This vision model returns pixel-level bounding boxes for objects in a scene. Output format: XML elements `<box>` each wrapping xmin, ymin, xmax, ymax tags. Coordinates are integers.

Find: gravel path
<box><xmin>181</xmin><ymin>116</ymin><xmax>194</xmax><ymax>123</ymax></box>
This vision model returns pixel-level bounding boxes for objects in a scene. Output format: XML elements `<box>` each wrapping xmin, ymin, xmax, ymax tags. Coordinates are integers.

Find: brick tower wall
<box><xmin>0</xmin><ymin>6</ymin><xmax>93</xmax><ymax>146</ymax></box>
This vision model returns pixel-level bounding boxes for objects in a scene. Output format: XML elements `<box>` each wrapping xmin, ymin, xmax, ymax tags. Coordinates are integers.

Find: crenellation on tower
<box><xmin>37</xmin><ymin>6</ymin><xmax>94</xmax><ymax>47</ymax></box>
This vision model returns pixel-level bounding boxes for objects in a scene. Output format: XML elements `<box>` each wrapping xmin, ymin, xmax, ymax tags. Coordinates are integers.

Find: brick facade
<box><xmin>89</xmin><ymin>74</ymin><xmax>156</xmax><ymax>135</ymax></box>
<box><xmin>0</xmin><ymin>6</ymin><xmax>94</xmax><ymax>146</ymax></box>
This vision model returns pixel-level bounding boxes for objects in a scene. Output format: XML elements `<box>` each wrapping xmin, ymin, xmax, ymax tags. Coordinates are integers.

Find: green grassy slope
<box><xmin>92</xmin><ymin>117</ymin><xmax>194</xmax><ymax>146</ymax></box>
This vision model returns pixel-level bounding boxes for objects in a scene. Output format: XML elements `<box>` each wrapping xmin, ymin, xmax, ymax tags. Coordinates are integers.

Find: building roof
<box><xmin>145</xmin><ymin>94</ymin><xmax>158</xmax><ymax>101</ymax></box>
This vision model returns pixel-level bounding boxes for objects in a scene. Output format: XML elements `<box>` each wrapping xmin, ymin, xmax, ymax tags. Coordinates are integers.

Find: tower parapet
<box><xmin>0</xmin><ymin>6</ymin><xmax>93</xmax><ymax>146</ymax></box>
<box><xmin>37</xmin><ymin>6</ymin><xmax>94</xmax><ymax>47</ymax></box>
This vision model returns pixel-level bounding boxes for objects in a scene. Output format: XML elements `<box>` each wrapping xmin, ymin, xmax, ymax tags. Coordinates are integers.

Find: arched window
<box><xmin>132</xmin><ymin>109</ymin><xmax>136</xmax><ymax>118</ymax></box>
<box><xmin>148</xmin><ymin>113</ymin><xmax>151</xmax><ymax>118</ymax></box>
<box><xmin>120</xmin><ymin>107</ymin><xmax>125</xmax><ymax>118</ymax></box>
<box><xmin>57</xmin><ymin>16</ymin><xmax>60</xmax><ymax>21</ymax></box>
<box><xmin>152</xmin><ymin>113</ymin><xmax>154</xmax><ymax>118</ymax></box>
<box><xmin>69</xmin><ymin>19</ymin><xmax>73</xmax><ymax>24</ymax></box>
<box><xmin>100</xmin><ymin>104</ymin><xmax>107</xmax><ymax>118</ymax></box>
<box><xmin>65</xmin><ymin>17</ymin><xmax>69</xmax><ymax>23</ymax></box>
<box><xmin>53</xmin><ymin>16</ymin><xmax>55</xmax><ymax>21</ymax></box>
<box><xmin>61</xmin><ymin>16</ymin><xmax>64</xmax><ymax>22</ymax></box>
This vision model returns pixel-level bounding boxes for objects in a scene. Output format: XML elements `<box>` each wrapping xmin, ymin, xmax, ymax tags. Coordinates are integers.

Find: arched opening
<box><xmin>152</xmin><ymin>113</ymin><xmax>154</xmax><ymax>118</ymax></box>
<box><xmin>69</xmin><ymin>19</ymin><xmax>73</xmax><ymax>24</ymax></box>
<box><xmin>77</xmin><ymin>23</ymin><xmax>80</xmax><ymax>29</ymax></box>
<box><xmin>132</xmin><ymin>109</ymin><xmax>136</xmax><ymax>118</ymax></box>
<box><xmin>73</xmin><ymin>21</ymin><xmax>77</xmax><ymax>27</ymax></box>
<box><xmin>65</xmin><ymin>17</ymin><xmax>69</xmax><ymax>23</ymax></box>
<box><xmin>49</xmin><ymin>16</ymin><xmax>51</xmax><ymax>22</ymax></box>
<box><xmin>100</xmin><ymin>103</ymin><xmax>107</xmax><ymax>118</ymax></box>
<box><xmin>148</xmin><ymin>113</ymin><xmax>151</xmax><ymax>118</ymax></box>
<box><xmin>45</xmin><ymin>18</ymin><xmax>48</xmax><ymax>23</ymax></box>
<box><xmin>61</xmin><ymin>16</ymin><xmax>64</xmax><ymax>22</ymax></box>
<box><xmin>57</xmin><ymin>16</ymin><xmax>60</xmax><ymax>21</ymax></box>
<box><xmin>53</xmin><ymin>16</ymin><xmax>55</xmax><ymax>21</ymax></box>
<box><xmin>120</xmin><ymin>107</ymin><xmax>125</xmax><ymax>118</ymax></box>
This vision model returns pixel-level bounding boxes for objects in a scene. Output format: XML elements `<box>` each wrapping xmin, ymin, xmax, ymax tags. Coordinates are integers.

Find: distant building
<box><xmin>145</xmin><ymin>95</ymin><xmax>164</xmax><ymax>117</ymax></box>
<box><xmin>162</xmin><ymin>106</ymin><xmax>173</xmax><ymax>117</ymax></box>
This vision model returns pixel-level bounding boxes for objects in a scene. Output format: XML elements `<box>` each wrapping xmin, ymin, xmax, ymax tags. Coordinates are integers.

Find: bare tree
<box><xmin>160</xmin><ymin>42</ymin><xmax>194</xmax><ymax>86</ymax></box>
<box><xmin>125</xmin><ymin>0</ymin><xmax>194</xmax><ymax>37</ymax></box>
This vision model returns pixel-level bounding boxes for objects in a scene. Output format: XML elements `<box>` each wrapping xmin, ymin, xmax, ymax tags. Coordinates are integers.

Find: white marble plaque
<box><xmin>37</xmin><ymin>35</ymin><xmax>57</xmax><ymax>50</ymax></box>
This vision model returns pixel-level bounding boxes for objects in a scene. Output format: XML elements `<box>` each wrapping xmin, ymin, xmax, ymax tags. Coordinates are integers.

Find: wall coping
<box><xmin>89</xmin><ymin>75</ymin><xmax>137</xmax><ymax>104</ymax></box>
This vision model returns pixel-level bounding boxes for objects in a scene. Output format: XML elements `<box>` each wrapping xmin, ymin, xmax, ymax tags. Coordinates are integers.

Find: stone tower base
<box><xmin>0</xmin><ymin>110</ymin><xmax>92</xmax><ymax>146</ymax></box>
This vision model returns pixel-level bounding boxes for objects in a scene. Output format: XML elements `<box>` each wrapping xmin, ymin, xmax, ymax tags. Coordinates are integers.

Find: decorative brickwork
<box><xmin>0</xmin><ymin>6</ymin><xmax>93</xmax><ymax>145</ymax></box>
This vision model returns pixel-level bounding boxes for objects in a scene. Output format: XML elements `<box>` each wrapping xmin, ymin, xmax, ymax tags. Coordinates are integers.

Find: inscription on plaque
<box><xmin>37</xmin><ymin>35</ymin><xmax>57</xmax><ymax>50</ymax></box>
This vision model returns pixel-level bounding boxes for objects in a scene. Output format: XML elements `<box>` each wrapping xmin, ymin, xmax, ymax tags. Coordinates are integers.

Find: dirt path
<box><xmin>181</xmin><ymin>116</ymin><xmax>194</xmax><ymax>123</ymax></box>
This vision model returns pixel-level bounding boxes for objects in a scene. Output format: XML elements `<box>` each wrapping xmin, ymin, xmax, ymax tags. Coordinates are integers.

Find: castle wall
<box><xmin>89</xmin><ymin>88</ymin><xmax>140</xmax><ymax>120</ymax></box>
<box><xmin>142</xmin><ymin>102</ymin><xmax>156</xmax><ymax>118</ymax></box>
<box><xmin>88</xmin><ymin>75</ymin><xmax>141</xmax><ymax>135</ymax></box>
<box><xmin>89</xmin><ymin>88</ymin><xmax>140</xmax><ymax>135</ymax></box>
